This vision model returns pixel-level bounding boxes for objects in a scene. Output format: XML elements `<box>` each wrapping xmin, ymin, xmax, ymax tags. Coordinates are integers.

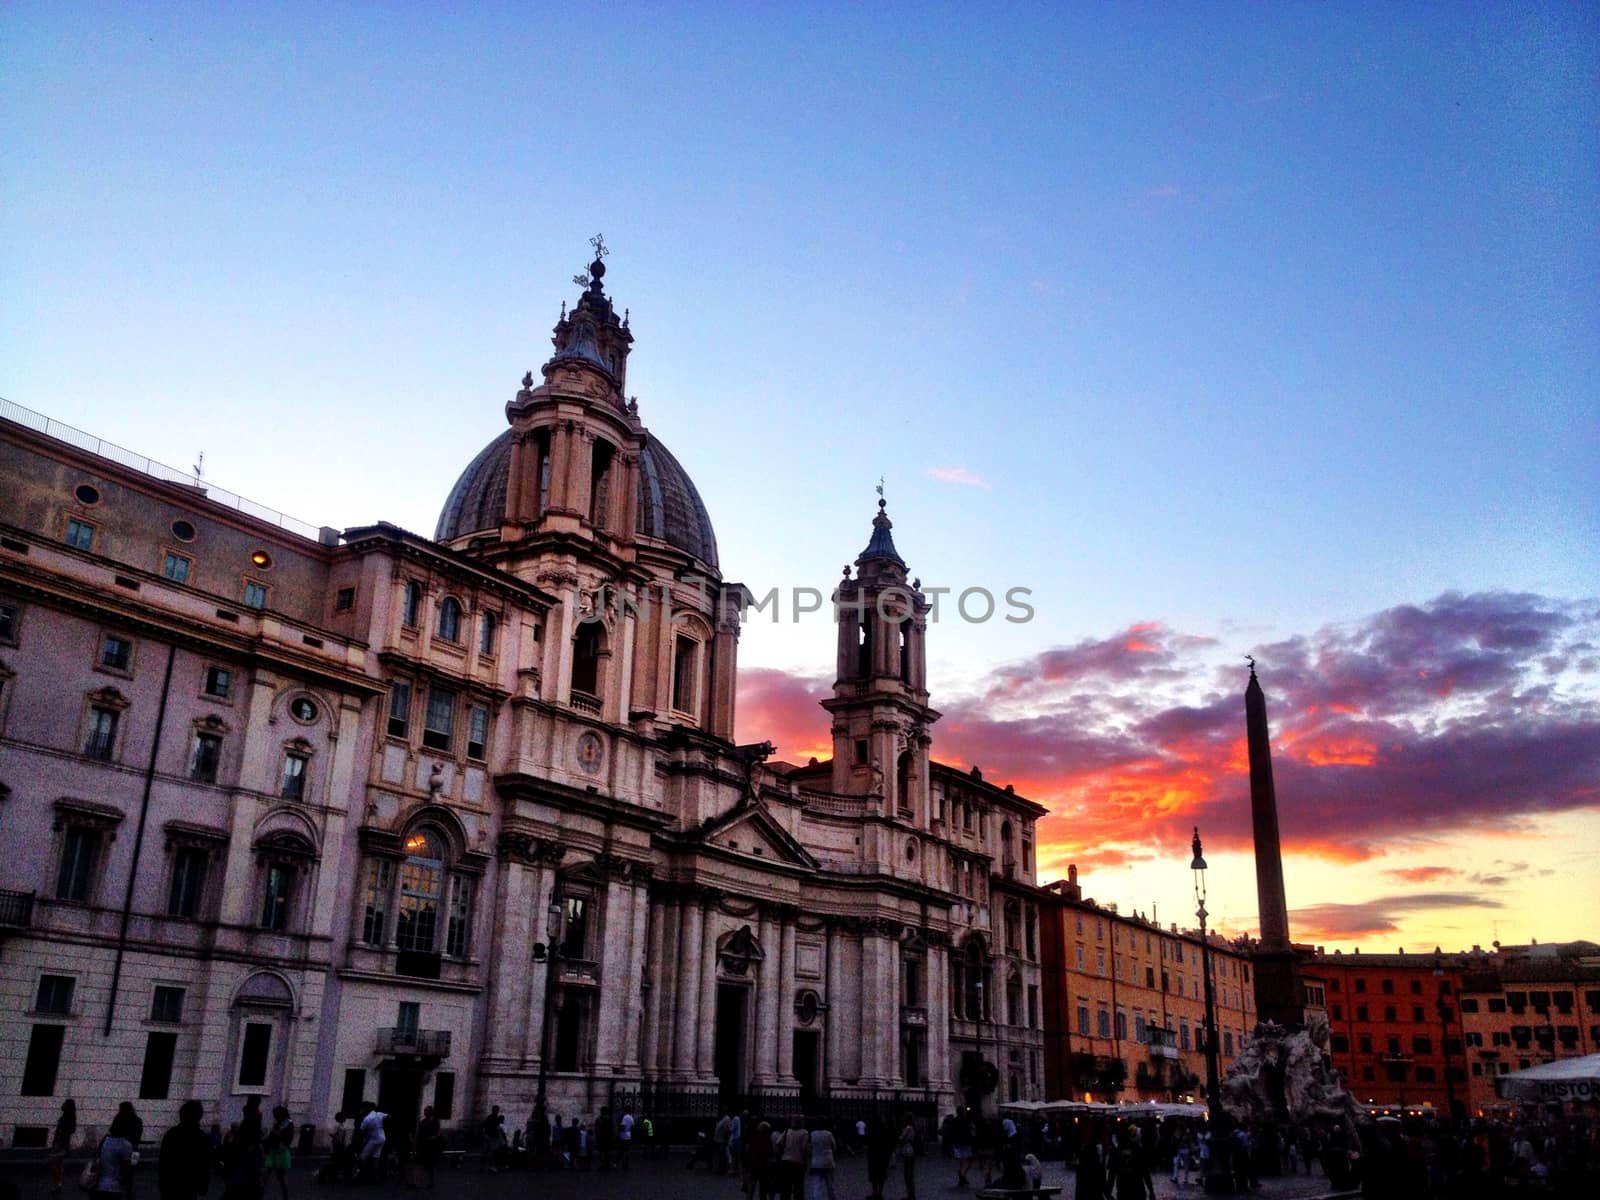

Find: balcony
<box><xmin>374</xmin><ymin>1028</ymin><xmax>451</xmax><ymax>1059</ymax></box>
<box><xmin>569</xmin><ymin>689</ymin><xmax>601</xmax><ymax>716</ymax></box>
<box><xmin>901</xmin><ymin>1005</ymin><xmax>928</xmax><ymax>1027</ymax></box>
<box><xmin>0</xmin><ymin>888</ymin><xmax>34</xmax><ymax>929</ymax></box>
<box><xmin>1144</xmin><ymin>1026</ymin><xmax>1180</xmax><ymax>1059</ymax></box>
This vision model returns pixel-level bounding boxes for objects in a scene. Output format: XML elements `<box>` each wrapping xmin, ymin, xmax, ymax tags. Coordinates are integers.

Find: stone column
<box><xmin>753</xmin><ymin>907</ymin><xmax>779</xmax><ymax>1085</ymax></box>
<box><xmin>672</xmin><ymin>899</ymin><xmax>702</xmax><ymax>1079</ymax></box>
<box><xmin>640</xmin><ymin>898</ymin><xmax>666</xmax><ymax>1077</ymax></box>
<box><xmin>777</xmin><ymin>917</ymin><xmax>796</xmax><ymax>1081</ymax></box>
<box><xmin>928</xmin><ymin>943</ymin><xmax>953</xmax><ymax>1093</ymax></box>
<box><xmin>593</xmin><ymin>874</ymin><xmax>635</xmax><ymax>1073</ymax></box>
<box><xmin>622</xmin><ymin>878</ymin><xmax>650</xmax><ymax>1073</ymax></box>
<box><xmin>825</xmin><ymin>922</ymin><xmax>846</xmax><ymax>1088</ymax></box>
<box><xmin>696</xmin><ymin>902</ymin><xmax>720</xmax><ymax>1080</ymax></box>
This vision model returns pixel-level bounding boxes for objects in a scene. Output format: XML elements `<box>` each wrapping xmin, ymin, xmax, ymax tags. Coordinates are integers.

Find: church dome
<box><xmin>435</xmin><ymin>429</ymin><xmax>720</xmax><ymax>570</ymax></box>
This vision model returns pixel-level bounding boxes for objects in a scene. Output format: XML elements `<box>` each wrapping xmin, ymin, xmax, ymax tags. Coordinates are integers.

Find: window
<box><xmin>445</xmin><ymin>875</ymin><xmax>472</xmax><ymax>957</ymax></box>
<box><xmin>1097</xmin><ymin>1008</ymin><xmax>1111</xmax><ymax>1039</ymax></box>
<box><xmin>139</xmin><ymin>1032</ymin><xmax>178</xmax><ymax>1099</ymax></box>
<box><xmin>361</xmin><ymin>860</ymin><xmax>394</xmax><ymax>946</ymax></box>
<box><xmin>1223</xmin><ymin>1030</ymin><xmax>1234</xmax><ymax>1056</ymax></box>
<box><xmin>163</xmin><ymin>552</ymin><xmax>192</xmax><ymax>583</ymax></box>
<box><xmin>1382</xmin><ymin>978</ymin><xmax>1394</xmax><ymax>994</ymax></box>
<box><xmin>189</xmin><ymin>731</ymin><xmax>223</xmax><ymax>783</ymax></box>
<box><xmin>65</xmin><ymin>517</ymin><xmax>95</xmax><ymax>550</ymax></box>
<box><xmin>1077</xmin><ymin>1002</ymin><xmax>1090</xmax><ymax>1036</ymax></box>
<box><xmin>1096</xmin><ymin>949</ymin><xmax>1106</xmax><ymax>976</ymax></box>
<box><xmin>1460</xmin><ymin>997</ymin><xmax>1479</xmax><ymax>1013</ymax></box>
<box><xmin>672</xmin><ymin>635</ymin><xmax>698</xmax><ymax>713</ymax></box>
<box><xmin>36</xmin><ymin>975</ymin><xmax>75</xmax><ymax>1015</ymax></box>
<box><xmin>150</xmin><ymin>986</ymin><xmax>185</xmax><ymax>1023</ymax></box>
<box><xmin>437</xmin><ymin>597</ymin><xmax>461</xmax><ymax>642</ymax></box>
<box><xmin>1355</xmin><ymin>978</ymin><xmax>1367</xmax><ymax>993</ymax></box>
<box><xmin>1331</xmin><ymin>1034</ymin><xmax>1350</xmax><ymax>1053</ymax></box>
<box><xmin>100</xmin><ymin>635</ymin><xmax>132</xmax><ymax>671</ymax></box>
<box><xmin>335</xmin><ymin>586</ymin><xmax>355</xmax><ymax>612</ymax></box>
<box><xmin>56</xmin><ymin>827</ymin><xmax>102</xmax><ymax>901</ymax></box>
<box><xmin>1076</xmin><ymin>945</ymin><xmax>1085</xmax><ymax>971</ymax></box>
<box><xmin>1180</xmin><ymin>1019</ymin><xmax>1190</xmax><ymax>1050</ymax></box>
<box><xmin>1413</xmin><ymin>1035</ymin><xmax>1432</xmax><ymax>1054</ymax></box>
<box><xmin>402</xmin><ymin>581</ymin><xmax>422</xmax><ymax>628</ymax></box>
<box><xmin>237</xmin><ymin>1022</ymin><xmax>272</xmax><ymax>1087</ymax></box>
<box><xmin>167</xmin><ymin>847</ymin><xmax>209</xmax><ymax>918</ymax></box>
<box><xmin>1488</xmin><ymin>997</ymin><xmax>1507</xmax><ymax>1013</ymax></box>
<box><xmin>204</xmin><ymin>665</ymin><xmax>232</xmax><ymax>699</ymax></box>
<box><xmin>1412</xmin><ymin>1005</ymin><xmax>1424</xmax><ymax>1023</ymax></box>
<box><xmin>279</xmin><ymin>752</ymin><xmax>308</xmax><ymax>800</ymax></box>
<box><xmin>0</xmin><ymin>600</ymin><xmax>17</xmax><ymax>642</ymax></box>
<box><xmin>396</xmin><ymin>831</ymin><xmax>443</xmax><ymax>953</ymax></box>
<box><xmin>388</xmin><ymin>681</ymin><xmax>411</xmax><ymax>738</ymax></box>
<box><xmin>560</xmin><ymin>895</ymin><xmax>589</xmax><ymax>959</ymax></box>
<box><xmin>466</xmin><ymin>704</ymin><xmax>488</xmax><ymax>761</ymax></box>
<box><xmin>260</xmin><ymin>863</ymin><xmax>294</xmax><ymax>930</ymax></box>
<box><xmin>571</xmin><ymin>624</ymin><xmax>601</xmax><ymax>697</ymax></box>
<box><xmin>243</xmin><ymin>580</ymin><xmax>268</xmax><ymax>609</ymax></box>
<box><xmin>1384</xmin><ymin>1006</ymin><xmax>1397</xmax><ymax>1022</ymax></box>
<box><xmin>341</xmin><ymin>1069</ymin><xmax>367</xmax><ymax>1117</ymax></box>
<box><xmin>423</xmin><ymin>687</ymin><xmax>455</xmax><ymax>751</ymax></box>
<box><xmin>21</xmin><ymin>1025</ymin><xmax>66</xmax><ymax>1096</ymax></box>
<box><xmin>1115</xmin><ymin>1009</ymin><xmax>1128</xmax><ymax>1039</ymax></box>
<box><xmin>479</xmin><ymin>611</ymin><xmax>497</xmax><ymax>656</ymax></box>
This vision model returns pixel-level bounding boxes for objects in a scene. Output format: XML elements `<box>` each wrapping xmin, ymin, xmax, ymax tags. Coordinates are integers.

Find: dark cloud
<box><xmin>1292</xmin><ymin>892</ymin><xmax>1505</xmax><ymax>940</ymax></box>
<box><xmin>734</xmin><ymin>591</ymin><xmax>1600</xmax><ymax>898</ymax></box>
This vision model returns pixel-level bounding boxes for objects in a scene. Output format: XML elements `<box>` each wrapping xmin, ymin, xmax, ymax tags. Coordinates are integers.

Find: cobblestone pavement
<box><xmin>2</xmin><ymin>1152</ymin><xmax>1356</xmax><ymax>1200</ymax></box>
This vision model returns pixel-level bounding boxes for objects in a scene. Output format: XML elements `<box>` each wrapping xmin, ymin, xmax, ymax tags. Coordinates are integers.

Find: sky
<box><xmin>4</xmin><ymin>3</ymin><xmax>1596</xmax><ymax>953</ymax></box>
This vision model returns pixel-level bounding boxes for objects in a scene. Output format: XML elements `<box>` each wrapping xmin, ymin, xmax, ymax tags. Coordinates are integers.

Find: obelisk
<box><xmin>1245</xmin><ymin>660</ymin><xmax>1303</xmax><ymax>1028</ymax></box>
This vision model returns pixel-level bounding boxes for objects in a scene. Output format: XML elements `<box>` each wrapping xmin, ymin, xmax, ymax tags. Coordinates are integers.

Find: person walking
<box><xmin>865</xmin><ymin>1118</ymin><xmax>893</xmax><ymax>1200</ymax></box>
<box><xmin>778</xmin><ymin>1117</ymin><xmax>810</xmax><ymax>1200</ymax></box>
<box><xmin>806</xmin><ymin>1120</ymin><xmax>837</xmax><ymax>1200</ymax></box>
<box><xmin>220</xmin><ymin>1104</ymin><xmax>262</xmax><ymax>1200</ymax></box>
<box><xmin>951</xmin><ymin>1110</ymin><xmax>975</xmax><ymax>1188</ymax></box>
<box><xmin>897</xmin><ymin>1115</ymin><xmax>919</xmax><ymax>1200</ymax></box>
<box><xmin>89</xmin><ymin>1117</ymin><xmax>135</xmax><ymax>1200</ymax></box>
<box><xmin>1107</xmin><ymin>1126</ymin><xmax>1155</xmax><ymax>1200</ymax></box>
<box><xmin>617</xmin><ymin>1107</ymin><xmax>633</xmax><ymax>1170</ymax></box>
<box><xmin>49</xmin><ymin>1099</ymin><xmax>77</xmax><ymax>1194</ymax></box>
<box><xmin>742</xmin><ymin>1120</ymin><xmax>774</xmax><ymax>1200</ymax></box>
<box><xmin>263</xmin><ymin>1107</ymin><xmax>293</xmax><ymax>1200</ymax></box>
<box><xmin>157</xmin><ymin>1101</ymin><xmax>212</xmax><ymax>1200</ymax></box>
<box><xmin>413</xmin><ymin>1106</ymin><xmax>442</xmax><ymax>1191</ymax></box>
<box><xmin>109</xmin><ymin>1104</ymin><xmax>145</xmax><ymax>1200</ymax></box>
<box><xmin>356</xmin><ymin>1103</ymin><xmax>387</xmax><ymax>1183</ymax></box>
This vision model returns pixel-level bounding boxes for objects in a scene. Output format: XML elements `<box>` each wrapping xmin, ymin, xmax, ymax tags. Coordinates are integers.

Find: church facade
<box><xmin>0</xmin><ymin>257</ymin><xmax>1045</xmax><ymax>1146</ymax></box>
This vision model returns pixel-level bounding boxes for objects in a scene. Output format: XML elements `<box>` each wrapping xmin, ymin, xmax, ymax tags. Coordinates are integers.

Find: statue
<box><xmin>1220</xmin><ymin>1014</ymin><xmax>1361</xmax><ymax>1145</ymax></box>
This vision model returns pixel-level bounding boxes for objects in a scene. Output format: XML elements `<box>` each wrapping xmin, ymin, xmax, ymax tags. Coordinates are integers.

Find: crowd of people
<box><xmin>33</xmin><ymin>1093</ymin><xmax>1600</xmax><ymax>1199</ymax></box>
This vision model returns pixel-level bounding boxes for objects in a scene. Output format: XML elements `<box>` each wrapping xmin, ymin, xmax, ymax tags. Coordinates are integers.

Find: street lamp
<box><xmin>1433</xmin><ymin>949</ymin><xmax>1457</xmax><ymax>1121</ymax></box>
<box><xmin>533</xmin><ymin>893</ymin><xmax>565</xmax><ymax>1109</ymax></box>
<box><xmin>1192</xmin><ymin>827</ymin><xmax>1234</xmax><ymax>1195</ymax></box>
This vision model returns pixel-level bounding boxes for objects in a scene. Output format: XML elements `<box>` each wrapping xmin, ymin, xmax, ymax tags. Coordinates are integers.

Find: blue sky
<box><xmin>5</xmin><ymin>3</ymin><xmax>1596</xmax><ymax>947</ymax></box>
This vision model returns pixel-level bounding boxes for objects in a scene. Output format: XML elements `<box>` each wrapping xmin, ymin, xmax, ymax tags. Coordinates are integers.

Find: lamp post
<box><xmin>1433</xmin><ymin>950</ymin><xmax>1457</xmax><ymax>1121</ymax></box>
<box><xmin>533</xmin><ymin>893</ymin><xmax>565</xmax><ymax>1109</ymax></box>
<box><xmin>1192</xmin><ymin>827</ymin><xmax>1234</xmax><ymax>1195</ymax></box>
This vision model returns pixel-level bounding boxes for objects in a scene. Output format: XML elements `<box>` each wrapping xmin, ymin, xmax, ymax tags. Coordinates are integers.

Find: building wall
<box><xmin>0</xmin><ymin>402</ymin><xmax>1049</xmax><ymax>1149</ymax></box>
<box><xmin>1039</xmin><ymin>869</ymin><xmax>1253</xmax><ymax>1105</ymax></box>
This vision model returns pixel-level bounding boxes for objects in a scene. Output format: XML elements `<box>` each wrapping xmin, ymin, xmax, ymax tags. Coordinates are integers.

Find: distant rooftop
<box><xmin>1</xmin><ymin>395</ymin><xmax>328</xmax><ymax>543</ymax></box>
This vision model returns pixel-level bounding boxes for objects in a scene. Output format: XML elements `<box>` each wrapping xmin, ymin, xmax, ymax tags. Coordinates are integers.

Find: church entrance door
<box><xmin>792</xmin><ymin>1029</ymin><xmax>819</xmax><ymax>1100</ymax></box>
<box><xmin>714</xmin><ymin>983</ymin><xmax>747</xmax><ymax>1104</ymax></box>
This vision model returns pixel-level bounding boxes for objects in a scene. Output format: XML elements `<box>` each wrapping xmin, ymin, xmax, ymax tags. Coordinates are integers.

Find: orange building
<box><xmin>1456</xmin><ymin>940</ymin><xmax>1600</xmax><ymax>1115</ymax></box>
<box><xmin>1040</xmin><ymin>865</ymin><xmax>1255</xmax><ymax>1104</ymax></box>
<box><xmin>1300</xmin><ymin>948</ymin><xmax>1477</xmax><ymax>1117</ymax></box>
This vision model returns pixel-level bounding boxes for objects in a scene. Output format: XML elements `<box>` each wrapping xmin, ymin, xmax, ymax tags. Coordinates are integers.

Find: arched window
<box><xmin>479</xmin><ymin>611</ymin><xmax>497</xmax><ymax>656</ymax></box>
<box><xmin>898</xmin><ymin>622</ymin><xmax>912</xmax><ymax>684</ymax></box>
<box><xmin>857</xmin><ymin>620</ymin><xmax>872</xmax><ymax>678</ymax></box>
<box><xmin>535</xmin><ymin>430</ymin><xmax>552</xmax><ymax>517</ymax></box>
<box><xmin>402</xmin><ymin>581</ymin><xmax>422</xmax><ymax>629</ymax></box>
<box><xmin>391</xmin><ymin>826</ymin><xmax>475</xmax><ymax>958</ymax></box>
<box><xmin>437</xmin><ymin>597</ymin><xmax>462</xmax><ymax>643</ymax></box>
<box><xmin>896</xmin><ymin>751</ymin><xmax>913</xmax><ymax>817</ymax></box>
<box><xmin>589</xmin><ymin>440</ymin><xmax>614</xmax><ymax>529</ymax></box>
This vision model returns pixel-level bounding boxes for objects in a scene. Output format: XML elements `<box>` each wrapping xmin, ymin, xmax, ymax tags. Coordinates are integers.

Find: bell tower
<box><xmin>822</xmin><ymin>497</ymin><xmax>940</xmax><ymax>822</ymax></box>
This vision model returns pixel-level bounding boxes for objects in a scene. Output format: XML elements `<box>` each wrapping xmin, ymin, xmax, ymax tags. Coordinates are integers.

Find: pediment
<box><xmin>698</xmin><ymin>804</ymin><xmax>818</xmax><ymax>870</ymax></box>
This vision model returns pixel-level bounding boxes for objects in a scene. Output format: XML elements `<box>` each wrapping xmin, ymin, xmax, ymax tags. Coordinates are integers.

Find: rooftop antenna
<box><xmin>192</xmin><ymin>451</ymin><xmax>204</xmax><ymax>486</ymax></box>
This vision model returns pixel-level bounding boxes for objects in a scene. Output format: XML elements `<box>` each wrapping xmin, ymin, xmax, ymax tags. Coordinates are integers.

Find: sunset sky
<box><xmin>4</xmin><ymin>5</ymin><xmax>1596</xmax><ymax>952</ymax></box>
